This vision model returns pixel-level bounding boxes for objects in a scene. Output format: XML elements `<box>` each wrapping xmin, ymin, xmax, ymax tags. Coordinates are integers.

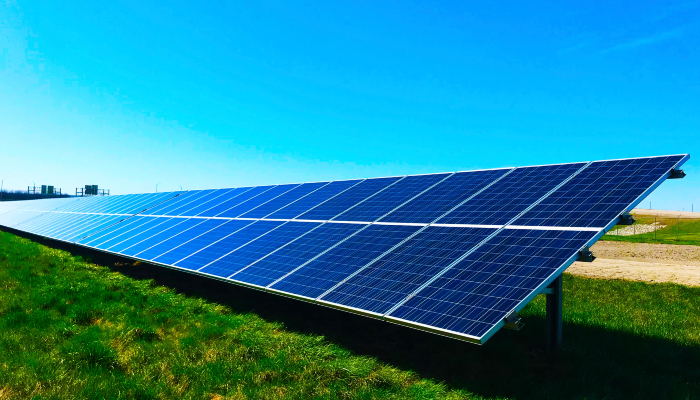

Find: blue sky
<box><xmin>1</xmin><ymin>1</ymin><xmax>698</xmax><ymax>211</ymax></box>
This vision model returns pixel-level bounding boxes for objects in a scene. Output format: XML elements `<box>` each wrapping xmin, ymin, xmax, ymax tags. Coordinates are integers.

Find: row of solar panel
<box><xmin>0</xmin><ymin>154</ymin><xmax>686</xmax><ymax>341</ymax></box>
<box><xmin>0</xmin><ymin>155</ymin><xmax>686</xmax><ymax>228</ymax></box>
<box><xmin>0</xmin><ymin>205</ymin><xmax>598</xmax><ymax>339</ymax></box>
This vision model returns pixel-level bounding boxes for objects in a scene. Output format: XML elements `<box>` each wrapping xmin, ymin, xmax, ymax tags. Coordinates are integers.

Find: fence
<box><xmin>605</xmin><ymin>215</ymin><xmax>700</xmax><ymax>243</ymax></box>
<box><xmin>0</xmin><ymin>190</ymin><xmax>71</xmax><ymax>201</ymax></box>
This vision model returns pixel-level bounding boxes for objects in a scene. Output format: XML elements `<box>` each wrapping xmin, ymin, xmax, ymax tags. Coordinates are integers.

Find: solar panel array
<box><xmin>0</xmin><ymin>155</ymin><xmax>688</xmax><ymax>343</ymax></box>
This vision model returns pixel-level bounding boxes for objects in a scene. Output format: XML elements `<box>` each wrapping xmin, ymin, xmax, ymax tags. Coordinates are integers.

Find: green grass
<box><xmin>601</xmin><ymin>215</ymin><xmax>700</xmax><ymax>246</ymax></box>
<box><xmin>1</xmin><ymin>231</ymin><xmax>700</xmax><ymax>399</ymax></box>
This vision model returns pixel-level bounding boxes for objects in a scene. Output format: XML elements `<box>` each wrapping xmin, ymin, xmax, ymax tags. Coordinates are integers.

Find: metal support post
<box><xmin>546</xmin><ymin>274</ymin><xmax>563</xmax><ymax>352</ymax></box>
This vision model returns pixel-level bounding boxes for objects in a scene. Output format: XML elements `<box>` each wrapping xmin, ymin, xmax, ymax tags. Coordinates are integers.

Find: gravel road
<box><xmin>567</xmin><ymin>241</ymin><xmax>700</xmax><ymax>286</ymax></box>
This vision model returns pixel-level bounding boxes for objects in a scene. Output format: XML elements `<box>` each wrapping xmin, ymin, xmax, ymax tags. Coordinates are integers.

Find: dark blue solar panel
<box><xmin>265</xmin><ymin>180</ymin><xmax>363</xmax><ymax>220</ymax></box>
<box><xmin>137</xmin><ymin>218</ymin><xmax>229</xmax><ymax>261</ymax></box>
<box><xmin>78</xmin><ymin>195</ymin><xmax>130</xmax><ymax>214</ymax></box>
<box><xmin>230</xmin><ymin>223</ymin><xmax>365</xmax><ymax>287</ymax></box>
<box><xmin>16</xmin><ymin>212</ymin><xmax>66</xmax><ymax>233</ymax></box>
<box><xmin>174</xmin><ymin>220</ymin><xmax>284</xmax><ymax>271</ymax></box>
<box><xmin>120</xmin><ymin>218</ymin><xmax>204</xmax><ymax>257</ymax></box>
<box><xmin>0</xmin><ymin>210</ymin><xmax>45</xmax><ymax>228</ymax></box>
<box><xmin>78</xmin><ymin>216</ymin><xmax>152</xmax><ymax>247</ymax></box>
<box><xmin>196</xmin><ymin>186</ymin><xmax>275</xmax><ymax>217</ymax></box>
<box><xmin>297</xmin><ymin>177</ymin><xmax>402</xmax><ymax>221</ymax></box>
<box><xmin>152</xmin><ymin>219</ymin><xmax>253</xmax><ymax>265</ymax></box>
<box><xmin>388</xmin><ymin>229</ymin><xmax>597</xmax><ymax>338</ymax></box>
<box><xmin>74</xmin><ymin>197</ymin><xmax>113</xmax><ymax>213</ymax></box>
<box><xmin>0</xmin><ymin>155</ymin><xmax>687</xmax><ymax>345</ymax></box>
<box><xmin>19</xmin><ymin>212</ymin><xmax>62</xmax><ymax>235</ymax></box>
<box><xmin>142</xmin><ymin>190</ymin><xmax>210</xmax><ymax>216</ymax></box>
<box><xmin>170</xmin><ymin>188</ymin><xmax>246</xmax><ymax>216</ymax></box>
<box><xmin>270</xmin><ymin>224</ymin><xmax>420</xmax><ymax>299</ymax></box>
<box><xmin>63</xmin><ymin>215</ymin><xmax>126</xmax><ymax>242</ymax></box>
<box><xmin>99</xmin><ymin>218</ymin><xmax>180</xmax><ymax>252</ymax></box>
<box><xmin>515</xmin><ymin>155</ymin><xmax>687</xmax><ymax>228</ymax></box>
<box><xmin>52</xmin><ymin>214</ymin><xmax>111</xmax><ymax>241</ymax></box>
<box><xmin>238</xmin><ymin>182</ymin><xmax>329</xmax><ymax>219</ymax></box>
<box><xmin>436</xmin><ymin>163</ymin><xmax>585</xmax><ymax>226</ymax></box>
<box><xmin>80</xmin><ymin>193</ymin><xmax>151</xmax><ymax>215</ymax></box>
<box><xmin>380</xmin><ymin>169</ymin><xmax>512</xmax><ymax>224</ymax></box>
<box><xmin>49</xmin><ymin>197</ymin><xmax>98</xmax><ymax>213</ymax></box>
<box><xmin>216</xmin><ymin>184</ymin><xmax>301</xmax><ymax>218</ymax></box>
<box><xmin>106</xmin><ymin>217</ymin><xmax>186</xmax><ymax>253</ymax></box>
<box><xmin>321</xmin><ymin>226</ymin><xmax>495</xmax><ymax>314</ymax></box>
<box><xmin>42</xmin><ymin>214</ymin><xmax>98</xmax><ymax>238</ymax></box>
<box><xmin>99</xmin><ymin>194</ymin><xmax>147</xmax><ymax>214</ymax></box>
<box><xmin>201</xmin><ymin>221</ymin><xmax>322</xmax><ymax>278</ymax></box>
<box><xmin>123</xmin><ymin>192</ymin><xmax>185</xmax><ymax>215</ymax></box>
<box><xmin>334</xmin><ymin>174</ymin><xmax>449</xmax><ymax>222</ymax></box>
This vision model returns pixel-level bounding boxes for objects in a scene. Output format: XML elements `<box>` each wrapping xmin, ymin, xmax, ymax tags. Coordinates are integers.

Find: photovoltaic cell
<box><xmin>167</xmin><ymin>188</ymin><xmax>247</xmax><ymax>216</ymax></box>
<box><xmin>230</xmin><ymin>223</ymin><xmax>366</xmax><ymax>287</ymax></box>
<box><xmin>91</xmin><ymin>217</ymin><xmax>164</xmax><ymax>250</ymax></box>
<box><xmin>11</xmin><ymin>212</ymin><xmax>59</xmax><ymax>231</ymax></box>
<box><xmin>334</xmin><ymin>174</ymin><xmax>450</xmax><ymax>222</ymax></box>
<box><xmin>174</xmin><ymin>220</ymin><xmax>284</xmax><ymax>271</ymax></box>
<box><xmin>379</xmin><ymin>169</ymin><xmax>512</xmax><ymax>224</ymax></box>
<box><xmin>136</xmin><ymin>218</ymin><xmax>229</xmax><ymax>261</ymax></box>
<box><xmin>265</xmin><ymin>179</ymin><xmax>363</xmax><ymax>220</ymax></box>
<box><xmin>216</xmin><ymin>184</ymin><xmax>300</xmax><ymax>218</ymax></box>
<box><xmin>122</xmin><ymin>192</ymin><xmax>183</xmax><ymax>215</ymax></box>
<box><xmin>42</xmin><ymin>214</ymin><xmax>97</xmax><ymax>239</ymax></box>
<box><xmin>270</xmin><ymin>224</ymin><xmax>421</xmax><ymax>299</ymax></box>
<box><xmin>514</xmin><ymin>155</ymin><xmax>686</xmax><ymax>228</ymax></box>
<box><xmin>78</xmin><ymin>216</ymin><xmax>152</xmax><ymax>247</ymax></box>
<box><xmin>201</xmin><ymin>221</ymin><xmax>321</xmax><ymax>278</ymax></box>
<box><xmin>142</xmin><ymin>190</ymin><xmax>209</xmax><ymax>216</ymax></box>
<box><xmin>107</xmin><ymin>218</ymin><xmax>185</xmax><ymax>253</ymax></box>
<box><xmin>193</xmin><ymin>186</ymin><xmax>271</xmax><ymax>217</ymax></box>
<box><xmin>238</xmin><ymin>182</ymin><xmax>329</xmax><ymax>219</ymax></box>
<box><xmin>436</xmin><ymin>163</ymin><xmax>585</xmax><ymax>226</ymax></box>
<box><xmin>298</xmin><ymin>177</ymin><xmax>402</xmax><ymax>221</ymax></box>
<box><xmin>120</xmin><ymin>218</ymin><xmax>204</xmax><ymax>257</ymax></box>
<box><xmin>62</xmin><ymin>215</ymin><xmax>126</xmax><ymax>242</ymax></box>
<box><xmin>51</xmin><ymin>214</ymin><xmax>109</xmax><ymax>240</ymax></box>
<box><xmin>388</xmin><ymin>229</ymin><xmax>598</xmax><ymax>338</ymax></box>
<box><xmin>320</xmin><ymin>226</ymin><xmax>495</xmax><ymax>314</ymax></box>
<box><xmin>152</xmin><ymin>219</ymin><xmax>252</xmax><ymax>265</ymax></box>
<box><xmin>0</xmin><ymin>210</ymin><xmax>44</xmax><ymax>228</ymax></box>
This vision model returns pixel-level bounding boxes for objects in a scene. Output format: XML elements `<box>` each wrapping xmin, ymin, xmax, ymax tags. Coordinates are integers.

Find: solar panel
<box><xmin>435</xmin><ymin>163</ymin><xmax>586</xmax><ymax>226</ymax></box>
<box><xmin>297</xmin><ymin>177</ymin><xmax>401</xmax><ymax>221</ymax></box>
<box><xmin>175</xmin><ymin>220</ymin><xmax>283</xmax><ymax>271</ymax></box>
<box><xmin>231</xmin><ymin>222</ymin><xmax>366</xmax><ymax>287</ymax></box>
<box><xmin>386</xmin><ymin>228</ymin><xmax>599</xmax><ymax>340</ymax></box>
<box><xmin>0</xmin><ymin>154</ymin><xmax>688</xmax><ymax>344</ymax></box>
<box><xmin>318</xmin><ymin>226</ymin><xmax>496</xmax><ymax>314</ymax></box>
<box><xmin>513</xmin><ymin>155</ymin><xmax>686</xmax><ymax>228</ymax></box>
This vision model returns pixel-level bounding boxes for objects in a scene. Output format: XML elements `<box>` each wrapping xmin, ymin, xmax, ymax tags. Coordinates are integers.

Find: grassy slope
<box><xmin>601</xmin><ymin>215</ymin><xmax>700</xmax><ymax>246</ymax></box>
<box><xmin>0</xmin><ymin>231</ymin><xmax>699</xmax><ymax>399</ymax></box>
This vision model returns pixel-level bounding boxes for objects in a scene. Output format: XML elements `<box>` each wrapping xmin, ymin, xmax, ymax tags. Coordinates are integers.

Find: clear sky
<box><xmin>1</xmin><ymin>1</ymin><xmax>698</xmax><ymax>211</ymax></box>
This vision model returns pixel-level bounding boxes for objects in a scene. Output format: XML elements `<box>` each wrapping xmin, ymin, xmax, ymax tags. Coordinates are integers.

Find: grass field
<box><xmin>1</xmin><ymin>230</ymin><xmax>699</xmax><ymax>399</ymax></box>
<box><xmin>601</xmin><ymin>215</ymin><xmax>700</xmax><ymax>246</ymax></box>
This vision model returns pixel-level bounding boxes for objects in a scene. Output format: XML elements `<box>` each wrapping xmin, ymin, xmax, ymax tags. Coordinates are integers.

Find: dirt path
<box><xmin>631</xmin><ymin>208</ymin><xmax>700</xmax><ymax>218</ymax></box>
<box><xmin>567</xmin><ymin>241</ymin><xmax>700</xmax><ymax>286</ymax></box>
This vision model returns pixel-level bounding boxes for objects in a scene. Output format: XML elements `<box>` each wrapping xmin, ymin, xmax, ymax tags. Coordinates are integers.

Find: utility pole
<box><xmin>156</xmin><ymin>182</ymin><xmax>161</xmax><ymax>193</ymax></box>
